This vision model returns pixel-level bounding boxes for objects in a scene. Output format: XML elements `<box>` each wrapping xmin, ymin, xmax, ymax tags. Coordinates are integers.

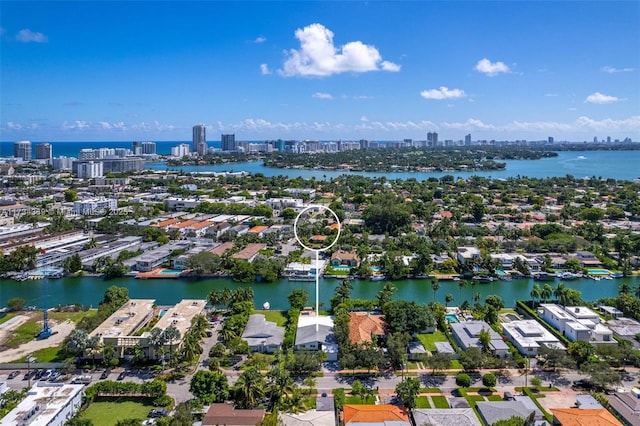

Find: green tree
<box><xmin>386</xmin><ymin>332</ymin><xmax>410</xmax><ymax>370</ymax></box>
<box><xmin>455</xmin><ymin>373</ymin><xmax>471</xmax><ymax>388</ymax></box>
<box><xmin>567</xmin><ymin>341</ymin><xmax>594</xmax><ymax>367</ymax></box>
<box><xmin>444</xmin><ymin>293</ymin><xmax>454</xmax><ymax>307</ymax></box>
<box><xmin>377</xmin><ymin>282</ymin><xmax>396</xmax><ymax>309</ymax></box>
<box><xmin>460</xmin><ymin>347</ymin><xmax>484</xmax><ymax>371</ymax></box>
<box><xmin>190</xmin><ymin>370</ymin><xmax>229</xmax><ymax>404</ymax></box>
<box><xmin>395</xmin><ymin>378</ymin><xmax>420</xmax><ymax>408</ymax></box>
<box><xmin>234</xmin><ymin>367</ymin><xmax>265</xmax><ymax>409</ymax></box>
<box><xmin>7</xmin><ymin>297</ymin><xmax>26</xmax><ymax>311</ymax></box>
<box><xmin>287</xmin><ymin>289</ymin><xmax>309</xmax><ymax>310</ymax></box>
<box><xmin>383</xmin><ymin>300</ymin><xmax>434</xmax><ymax>335</ymax></box>
<box><xmin>64</xmin><ymin>189</ymin><xmax>78</xmax><ymax>202</ymax></box>
<box><xmin>482</xmin><ymin>373</ymin><xmax>497</xmax><ymax>389</ymax></box>
<box><xmin>478</xmin><ymin>328</ymin><xmax>492</xmax><ymax>352</ymax></box>
<box><xmin>170</xmin><ymin>403</ymin><xmax>194</xmax><ymax>426</ymax></box>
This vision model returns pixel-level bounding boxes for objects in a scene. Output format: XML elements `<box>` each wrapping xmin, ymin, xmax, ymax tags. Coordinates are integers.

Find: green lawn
<box><xmin>13</xmin><ymin>346</ymin><xmax>67</xmax><ymax>363</ymax></box>
<box><xmin>486</xmin><ymin>395</ymin><xmax>503</xmax><ymax>401</ymax></box>
<box><xmin>345</xmin><ymin>396</ymin><xmax>376</xmax><ymax>404</ymax></box>
<box><xmin>83</xmin><ymin>399</ymin><xmax>154</xmax><ymax>426</ymax></box>
<box><xmin>6</xmin><ymin>321</ymin><xmax>40</xmax><ymax>348</ymax></box>
<box><xmin>431</xmin><ymin>395</ymin><xmax>450</xmax><ymax>408</ymax></box>
<box><xmin>0</xmin><ymin>313</ymin><xmax>17</xmax><ymax>325</ymax></box>
<box><xmin>255</xmin><ymin>310</ymin><xmax>287</xmax><ymax>327</ymax></box>
<box><xmin>450</xmin><ymin>360</ymin><xmax>463</xmax><ymax>369</ymax></box>
<box><xmin>417</xmin><ymin>331</ymin><xmax>448</xmax><ymax>352</ymax></box>
<box><xmin>465</xmin><ymin>395</ymin><xmax>485</xmax><ymax>408</ymax></box>
<box><xmin>49</xmin><ymin>309</ymin><xmax>97</xmax><ymax>323</ymax></box>
<box><xmin>415</xmin><ymin>396</ymin><xmax>431</xmax><ymax>408</ymax></box>
<box><xmin>419</xmin><ymin>387</ymin><xmax>441</xmax><ymax>393</ymax></box>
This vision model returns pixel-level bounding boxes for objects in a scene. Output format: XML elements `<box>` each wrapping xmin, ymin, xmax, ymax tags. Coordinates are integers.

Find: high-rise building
<box><xmin>132</xmin><ymin>141</ymin><xmax>142</xmax><ymax>155</ymax></box>
<box><xmin>427</xmin><ymin>132</ymin><xmax>438</xmax><ymax>146</ymax></box>
<box><xmin>171</xmin><ymin>144</ymin><xmax>191</xmax><ymax>157</ymax></box>
<box><xmin>221</xmin><ymin>134</ymin><xmax>236</xmax><ymax>151</ymax></box>
<box><xmin>141</xmin><ymin>142</ymin><xmax>156</xmax><ymax>155</ymax></box>
<box><xmin>13</xmin><ymin>141</ymin><xmax>31</xmax><ymax>160</ymax></box>
<box><xmin>192</xmin><ymin>124</ymin><xmax>206</xmax><ymax>154</ymax></box>
<box><xmin>548</xmin><ymin>136</ymin><xmax>554</xmax><ymax>144</ymax></box>
<box><xmin>35</xmin><ymin>143</ymin><xmax>52</xmax><ymax>159</ymax></box>
<box><xmin>75</xmin><ymin>161</ymin><xmax>104</xmax><ymax>178</ymax></box>
<box><xmin>465</xmin><ymin>134</ymin><xmax>472</xmax><ymax>145</ymax></box>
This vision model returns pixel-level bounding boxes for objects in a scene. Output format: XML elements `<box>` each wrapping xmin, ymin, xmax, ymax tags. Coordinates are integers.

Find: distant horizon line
<box><xmin>2</xmin><ymin>139</ymin><xmax>637</xmax><ymax>144</ymax></box>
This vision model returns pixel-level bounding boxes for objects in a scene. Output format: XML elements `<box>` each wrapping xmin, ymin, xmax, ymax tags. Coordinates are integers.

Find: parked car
<box><xmin>8</xmin><ymin>370</ymin><xmax>20</xmax><ymax>379</ymax></box>
<box><xmin>117</xmin><ymin>371</ymin><xmax>127</xmax><ymax>381</ymax></box>
<box><xmin>48</xmin><ymin>371</ymin><xmax>61</xmax><ymax>382</ymax></box>
<box><xmin>148</xmin><ymin>409</ymin><xmax>170</xmax><ymax>418</ymax></box>
<box><xmin>572</xmin><ymin>379</ymin><xmax>595</xmax><ymax>390</ymax></box>
<box><xmin>100</xmin><ymin>370</ymin><xmax>111</xmax><ymax>379</ymax></box>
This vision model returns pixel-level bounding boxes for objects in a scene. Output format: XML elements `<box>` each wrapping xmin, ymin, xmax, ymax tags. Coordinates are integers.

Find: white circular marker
<box><xmin>293</xmin><ymin>204</ymin><xmax>342</xmax><ymax>331</ymax></box>
<box><xmin>293</xmin><ymin>204</ymin><xmax>341</xmax><ymax>252</ymax></box>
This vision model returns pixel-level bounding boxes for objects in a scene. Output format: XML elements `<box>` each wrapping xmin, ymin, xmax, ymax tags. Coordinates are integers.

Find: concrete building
<box><xmin>221</xmin><ymin>134</ymin><xmax>237</xmax><ymax>151</ymax></box>
<box><xmin>457</xmin><ymin>246</ymin><xmax>481</xmax><ymax>264</ymax></box>
<box><xmin>35</xmin><ymin>143</ymin><xmax>52</xmax><ymax>160</ymax></box>
<box><xmin>52</xmin><ymin>156</ymin><xmax>75</xmax><ymax>170</ymax></box>
<box><xmin>502</xmin><ymin>319</ymin><xmax>565</xmax><ymax>356</ymax></box>
<box><xmin>295</xmin><ymin>313</ymin><xmax>337</xmax><ymax>361</ymax></box>
<box><xmin>412</xmin><ymin>408</ymin><xmax>481</xmax><ymax>426</ymax></box>
<box><xmin>75</xmin><ymin>160</ymin><xmax>104</xmax><ymax>178</ymax></box>
<box><xmin>134</xmin><ymin>241</ymin><xmax>191</xmax><ymax>271</ymax></box>
<box><xmin>539</xmin><ymin>304</ymin><xmax>614</xmax><ymax>344</ymax></box>
<box><xmin>203</xmin><ymin>403</ymin><xmax>265</xmax><ymax>426</ymax></box>
<box><xmin>171</xmin><ymin>144</ymin><xmax>190</xmax><ymax>157</ymax></box>
<box><xmin>13</xmin><ymin>141</ymin><xmax>32</xmax><ymax>160</ymax></box>
<box><xmin>193</xmin><ymin>124</ymin><xmax>207</xmax><ymax>155</ymax></box>
<box><xmin>141</xmin><ymin>141</ymin><xmax>156</xmax><ymax>155</ymax></box>
<box><xmin>0</xmin><ymin>382</ymin><xmax>84</xmax><ymax>426</ymax></box>
<box><xmin>150</xmin><ymin>299</ymin><xmax>206</xmax><ymax>359</ymax></box>
<box><xmin>241</xmin><ymin>314</ymin><xmax>285</xmax><ymax>353</ymax></box>
<box><xmin>476</xmin><ymin>400</ymin><xmax>546</xmax><ymax>426</ymax></box>
<box><xmin>451</xmin><ymin>320</ymin><xmax>510</xmax><ymax>357</ymax></box>
<box><xmin>101</xmin><ymin>157</ymin><xmax>146</xmax><ymax>173</ymax></box>
<box><xmin>72</xmin><ymin>198</ymin><xmax>117</xmax><ymax>215</ymax></box>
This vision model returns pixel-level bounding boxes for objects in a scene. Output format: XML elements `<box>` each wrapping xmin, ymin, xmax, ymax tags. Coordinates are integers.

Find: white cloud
<box><xmin>7</xmin><ymin>122</ymin><xmax>22</xmax><ymax>130</ymax></box>
<box><xmin>544</xmin><ymin>93</ymin><xmax>558</xmax><ymax>97</ymax></box>
<box><xmin>280</xmin><ymin>23</ymin><xmax>400</xmax><ymax>77</ymax></box>
<box><xmin>254</xmin><ymin>36</ymin><xmax>266</xmax><ymax>43</ymax></box>
<box><xmin>312</xmin><ymin>92</ymin><xmax>333</xmax><ymax>100</ymax></box>
<box><xmin>601</xmin><ymin>66</ymin><xmax>634</xmax><ymax>73</ymax></box>
<box><xmin>260</xmin><ymin>64</ymin><xmax>271</xmax><ymax>75</ymax></box>
<box><xmin>360</xmin><ymin>116</ymin><xmax>369</xmax><ymax>122</ymax></box>
<box><xmin>16</xmin><ymin>29</ymin><xmax>47</xmax><ymax>43</ymax></box>
<box><xmin>475</xmin><ymin>58</ymin><xmax>510</xmax><ymax>76</ymax></box>
<box><xmin>442</xmin><ymin>118</ymin><xmax>496</xmax><ymax>131</ymax></box>
<box><xmin>585</xmin><ymin>92</ymin><xmax>621</xmax><ymax>104</ymax></box>
<box><xmin>420</xmin><ymin>86</ymin><xmax>466</xmax><ymax>100</ymax></box>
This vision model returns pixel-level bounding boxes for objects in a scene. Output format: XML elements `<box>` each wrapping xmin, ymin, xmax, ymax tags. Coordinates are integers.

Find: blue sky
<box><xmin>1</xmin><ymin>1</ymin><xmax>639</xmax><ymax>142</ymax></box>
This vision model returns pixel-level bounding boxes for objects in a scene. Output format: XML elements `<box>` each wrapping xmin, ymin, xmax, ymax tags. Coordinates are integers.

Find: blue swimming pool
<box><xmin>445</xmin><ymin>314</ymin><xmax>459</xmax><ymax>323</ymax></box>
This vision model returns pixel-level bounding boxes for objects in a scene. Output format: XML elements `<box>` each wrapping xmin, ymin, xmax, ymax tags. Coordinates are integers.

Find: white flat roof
<box><xmin>153</xmin><ymin>299</ymin><xmax>206</xmax><ymax>342</ymax></box>
<box><xmin>0</xmin><ymin>382</ymin><xmax>84</xmax><ymax>426</ymax></box>
<box><xmin>90</xmin><ymin>299</ymin><xmax>155</xmax><ymax>339</ymax></box>
<box><xmin>298</xmin><ymin>314</ymin><xmax>334</xmax><ymax>328</ymax></box>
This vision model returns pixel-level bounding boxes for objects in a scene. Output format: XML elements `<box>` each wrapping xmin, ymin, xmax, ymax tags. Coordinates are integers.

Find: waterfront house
<box><xmin>450</xmin><ymin>320</ymin><xmax>510</xmax><ymax>357</ymax></box>
<box><xmin>232</xmin><ymin>243</ymin><xmax>266</xmax><ymax>263</ymax></box>
<box><xmin>241</xmin><ymin>314</ymin><xmax>285</xmax><ymax>353</ymax></box>
<box><xmin>348</xmin><ymin>312</ymin><xmax>385</xmax><ymax>345</ymax></box>
<box><xmin>539</xmin><ymin>304</ymin><xmax>614</xmax><ymax>344</ymax></box>
<box><xmin>331</xmin><ymin>250</ymin><xmax>360</xmax><ymax>268</ymax></box>
<box><xmin>457</xmin><ymin>246</ymin><xmax>480</xmax><ymax>264</ymax></box>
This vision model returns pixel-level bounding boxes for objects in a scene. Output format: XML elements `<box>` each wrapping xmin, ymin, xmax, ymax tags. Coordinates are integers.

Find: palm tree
<box><xmin>234</xmin><ymin>367</ymin><xmax>265</xmax><ymax>409</ymax></box>
<box><xmin>148</xmin><ymin>327</ymin><xmax>167</xmax><ymax>360</ymax></box>
<box><xmin>473</xmin><ymin>292</ymin><xmax>482</xmax><ymax>305</ymax></box>
<box><xmin>208</xmin><ymin>290</ymin><xmax>222</xmax><ymax>311</ymax></box>
<box><xmin>553</xmin><ymin>283</ymin><xmax>565</xmax><ymax>303</ymax></box>
<box><xmin>222</xmin><ymin>287</ymin><xmax>233</xmax><ymax>309</ymax></box>
<box><xmin>458</xmin><ymin>280</ymin><xmax>468</xmax><ymax>302</ymax></box>
<box><xmin>303</xmin><ymin>376</ymin><xmax>316</xmax><ymax>396</ymax></box>
<box><xmin>635</xmin><ymin>284</ymin><xmax>640</xmax><ymax>299</ymax></box>
<box><xmin>180</xmin><ymin>334</ymin><xmax>201</xmax><ymax>363</ymax></box>
<box><xmin>445</xmin><ymin>293</ymin><xmax>454</xmax><ymax>308</ymax></box>
<box><xmin>266</xmin><ymin>364</ymin><xmax>295</xmax><ymax>410</ymax></box>
<box><xmin>541</xmin><ymin>284</ymin><xmax>553</xmax><ymax>302</ymax></box>
<box><xmin>530</xmin><ymin>284</ymin><xmax>541</xmax><ymax>306</ymax></box>
<box><xmin>431</xmin><ymin>278</ymin><xmax>440</xmax><ymax>302</ymax></box>
<box><xmin>620</xmin><ymin>282</ymin><xmax>632</xmax><ymax>295</ymax></box>
<box><xmin>163</xmin><ymin>325</ymin><xmax>181</xmax><ymax>356</ymax></box>
<box><xmin>191</xmin><ymin>315</ymin><xmax>208</xmax><ymax>337</ymax></box>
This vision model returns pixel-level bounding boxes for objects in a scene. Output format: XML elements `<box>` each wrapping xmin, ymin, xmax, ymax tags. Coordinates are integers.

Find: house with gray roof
<box><xmin>407</xmin><ymin>341</ymin><xmax>427</xmax><ymax>360</ymax></box>
<box><xmin>412</xmin><ymin>408</ymin><xmax>481</xmax><ymax>426</ymax></box>
<box><xmin>295</xmin><ymin>314</ymin><xmax>338</xmax><ymax>361</ymax></box>
<box><xmin>241</xmin><ymin>314</ymin><xmax>285</xmax><ymax>353</ymax></box>
<box><xmin>476</xmin><ymin>400</ymin><xmax>548</xmax><ymax>426</ymax></box>
<box><xmin>280</xmin><ymin>397</ymin><xmax>336</xmax><ymax>426</ymax></box>
<box><xmin>450</xmin><ymin>320</ymin><xmax>510</xmax><ymax>357</ymax></box>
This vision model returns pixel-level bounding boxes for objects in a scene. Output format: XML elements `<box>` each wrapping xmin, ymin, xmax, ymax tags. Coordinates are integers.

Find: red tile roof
<box><xmin>343</xmin><ymin>404</ymin><xmax>409</xmax><ymax>425</ymax></box>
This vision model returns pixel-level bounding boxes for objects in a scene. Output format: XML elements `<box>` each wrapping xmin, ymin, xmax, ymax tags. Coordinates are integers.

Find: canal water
<box><xmin>1</xmin><ymin>275</ymin><xmax>637</xmax><ymax>310</ymax></box>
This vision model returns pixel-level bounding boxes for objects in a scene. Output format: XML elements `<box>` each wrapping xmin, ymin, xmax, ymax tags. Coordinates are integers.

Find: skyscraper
<box><xmin>141</xmin><ymin>142</ymin><xmax>156</xmax><ymax>155</ymax></box>
<box><xmin>548</xmin><ymin>136</ymin><xmax>554</xmax><ymax>144</ymax></box>
<box><xmin>465</xmin><ymin>134</ymin><xmax>472</xmax><ymax>145</ymax></box>
<box><xmin>35</xmin><ymin>143</ymin><xmax>52</xmax><ymax>159</ymax></box>
<box><xmin>221</xmin><ymin>134</ymin><xmax>236</xmax><ymax>151</ymax></box>
<box><xmin>131</xmin><ymin>141</ymin><xmax>142</xmax><ymax>155</ymax></box>
<box><xmin>13</xmin><ymin>141</ymin><xmax>31</xmax><ymax>160</ymax></box>
<box><xmin>192</xmin><ymin>124</ymin><xmax>206</xmax><ymax>155</ymax></box>
<box><xmin>427</xmin><ymin>132</ymin><xmax>439</xmax><ymax>146</ymax></box>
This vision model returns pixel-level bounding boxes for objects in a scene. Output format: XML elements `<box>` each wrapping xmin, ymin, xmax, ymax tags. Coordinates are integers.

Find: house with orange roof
<box><xmin>348</xmin><ymin>312</ymin><xmax>386</xmax><ymax>345</ymax></box>
<box><xmin>551</xmin><ymin>408</ymin><xmax>622</xmax><ymax>426</ymax></box>
<box><xmin>169</xmin><ymin>220</ymin><xmax>200</xmax><ymax>232</ymax></box>
<box><xmin>247</xmin><ymin>225</ymin><xmax>269</xmax><ymax>238</ymax></box>
<box><xmin>331</xmin><ymin>250</ymin><xmax>360</xmax><ymax>268</ymax></box>
<box><xmin>232</xmin><ymin>243</ymin><xmax>266</xmax><ymax>263</ymax></box>
<box><xmin>342</xmin><ymin>405</ymin><xmax>410</xmax><ymax>426</ymax></box>
<box><xmin>150</xmin><ymin>217</ymin><xmax>182</xmax><ymax>230</ymax></box>
<box><xmin>210</xmin><ymin>242</ymin><xmax>235</xmax><ymax>256</ymax></box>
<box><xmin>186</xmin><ymin>220</ymin><xmax>215</xmax><ymax>237</ymax></box>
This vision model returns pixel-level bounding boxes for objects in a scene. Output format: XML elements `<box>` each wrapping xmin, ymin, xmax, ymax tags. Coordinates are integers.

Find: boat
<box><xmin>611</xmin><ymin>272</ymin><xmax>623</xmax><ymax>278</ymax></box>
<box><xmin>288</xmin><ymin>274</ymin><xmax>316</xmax><ymax>282</ymax></box>
<box><xmin>559</xmin><ymin>272</ymin><xmax>580</xmax><ymax>280</ymax></box>
<box><xmin>533</xmin><ymin>272</ymin><xmax>556</xmax><ymax>281</ymax></box>
<box><xmin>370</xmin><ymin>275</ymin><xmax>386</xmax><ymax>282</ymax></box>
<box><xmin>476</xmin><ymin>275</ymin><xmax>495</xmax><ymax>283</ymax></box>
<box><xmin>262</xmin><ymin>302</ymin><xmax>270</xmax><ymax>310</ymax></box>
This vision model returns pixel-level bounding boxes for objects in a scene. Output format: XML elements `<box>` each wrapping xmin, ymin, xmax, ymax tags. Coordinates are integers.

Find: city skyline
<box><xmin>1</xmin><ymin>1</ymin><xmax>639</xmax><ymax>142</ymax></box>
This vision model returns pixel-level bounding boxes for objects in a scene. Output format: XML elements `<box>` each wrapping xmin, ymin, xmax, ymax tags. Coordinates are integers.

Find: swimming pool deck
<box><xmin>135</xmin><ymin>268</ymin><xmax>187</xmax><ymax>279</ymax></box>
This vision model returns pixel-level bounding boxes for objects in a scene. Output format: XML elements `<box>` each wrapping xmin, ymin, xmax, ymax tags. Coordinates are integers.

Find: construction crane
<box><xmin>36</xmin><ymin>308</ymin><xmax>56</xmax><ymax>339</ymax></box>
